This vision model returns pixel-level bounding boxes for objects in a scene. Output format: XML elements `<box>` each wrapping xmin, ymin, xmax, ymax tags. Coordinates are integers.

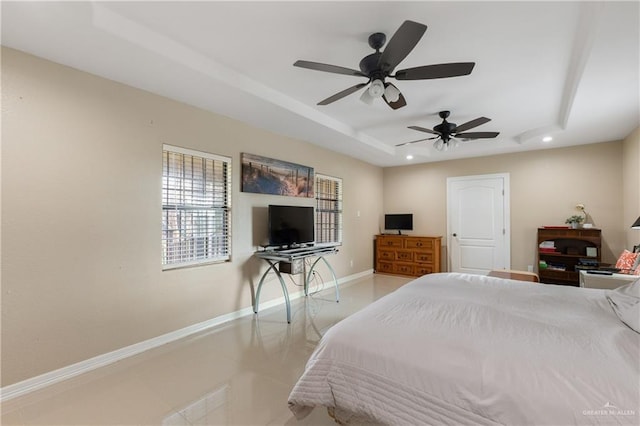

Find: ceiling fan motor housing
<box><xmin>434</xmin><ymin>121</ymin><xmax>457</xmax><ymax>141</ymax></box>
<box><xmin>359</xmin><ymin>52</ymin><xmax>384</xmax><ymax>79</ymax></box>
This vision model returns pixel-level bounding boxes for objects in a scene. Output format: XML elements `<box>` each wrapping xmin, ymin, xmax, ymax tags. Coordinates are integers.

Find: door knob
<box><xmin>452</xmin><ymin>233</ymin><xmax>457</xmax><ymax>237</ymax></box>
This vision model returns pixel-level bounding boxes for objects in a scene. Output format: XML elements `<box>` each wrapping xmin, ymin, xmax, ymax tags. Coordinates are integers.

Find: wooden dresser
<box><xmin>375</xmin><ymin>235</ymin><xmax>442</xmax><ymax>277</ymax></box>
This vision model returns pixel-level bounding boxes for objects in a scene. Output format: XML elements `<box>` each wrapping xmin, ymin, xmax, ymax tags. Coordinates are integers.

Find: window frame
<box><xmin>161</xmin><ymin>144</ymin><xmax>232</xmax><ymax>270</ymax></box>
<box><xmin>314</xmin><ymin>173</ymin><xmax>343</xmax><ymax>245</ymax></box>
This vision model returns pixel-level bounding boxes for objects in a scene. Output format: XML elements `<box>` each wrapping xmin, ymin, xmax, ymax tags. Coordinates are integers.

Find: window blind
<box><xmin>315</xmin><ymin>174</ymin><xmax>343</xmax><ymax>244</ymax></box>
<box><xmin>162</xmin><ymin>145</ymin><xmax>232</xmax><ymax>268</ymax></box>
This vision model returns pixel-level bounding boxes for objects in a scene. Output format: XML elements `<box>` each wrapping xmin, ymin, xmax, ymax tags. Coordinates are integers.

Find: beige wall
<box><xmin>622</xmin><ymin>127</ymin><xmax>640</xmax><ymax>248</ymax></box>
<box><xmin>383</xmin><ymin>142</ymin><xmax>627</xmax><ymax>271</ymax></box>
<box><xmin>2</xmin><ymin>46</ymin><xmax>637</xmax><ymax>388</ymax></box>
<box><xmin>1</xmin><ymin>48</ymin><xmax>384</xmax><ymax>386</ymax></box>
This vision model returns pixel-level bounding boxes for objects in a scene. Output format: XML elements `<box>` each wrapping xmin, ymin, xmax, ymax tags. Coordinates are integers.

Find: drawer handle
<box><xmin>417</xmin><ymin>242</ymin><xmax>422</xmax><ymax>247</ymax></box>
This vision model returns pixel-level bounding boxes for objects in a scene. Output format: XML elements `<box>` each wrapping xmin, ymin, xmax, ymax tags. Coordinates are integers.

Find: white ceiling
<box><xmin>2</xmin><ymin>1</ymin><xmax>638</xmax><ymax>166</ymax></box>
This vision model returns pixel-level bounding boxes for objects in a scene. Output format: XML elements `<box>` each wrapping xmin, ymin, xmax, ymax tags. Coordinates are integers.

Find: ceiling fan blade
<box><xmin>382</xmin><ymin>83</ymin><xmax>407</xmax><ymax>109</ymax></box>
<box><xmin>383</xmin><ymin>92</ymin><xmax>407</xmax><ymax>110</ymax></box>
<box><xmin>395</xmin><ymin>137</ymin><xmax>434</xmax><ymax>147</ymax></box>
<box><xmin>378</xmin><ymin>20</ymin><xmax>427</xmax><ymax>73</ymax></box>
<box><xmin>455</xmin><ymin>117</ymin><xmax>491</xmax><ymax>133</ymax></box>
<box><xmin>394</xmin><ymin>62</ymin><xmax>475</xmax><ymax>80</ymax></box>
<box><xmin>317</xmin><ymin>83</ymin><xmax>368</xmax><ymax>105</ymax></box>
<box><xmin>408</xmin><ymin>125</ymin><xmax>439</xmax><ymax>135</ymax></box>
<box><xmin>294</xmin><ymin>60</ymin><xmax>367</xmax><ymax>77</ymax></box>
<box><xmin>455</xmin><ymin>131</ymin><xmax>500</xmax><ymax>139</ymax></box>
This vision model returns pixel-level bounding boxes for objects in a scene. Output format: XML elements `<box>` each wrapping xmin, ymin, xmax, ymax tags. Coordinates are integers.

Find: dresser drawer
<box><xmin>377</xmin><ymin>249</ymin><xmax>395</xmax><ymax>261</ymax></box>
<box><xmin>415</xmin><ymin>265</ymin><xmax>434</xmax><ymax>276</ymax></box>
<box><xmin>394</xmin><ymin>263</ymin><xmax>415</xmax><ymax>276</ymax></box>
<box><xmin>414</xmin><ymin>252</ymin><xmax>434</xmax><ymax>263</ymax></box>
<box><xmin>405</xmin><ymin>238</ymin><xmax>435</xmax><ymax>250</ymax></box>
<box><xmin>396</xmin><ymin>250</ymin><xmax>413</xmax><ymax>262</ymax></box>
<box><xmin>378</xmin><ymin>236</ymin><xmax>404</xmax><ymax>248</ymax></box>
<box><xmin>376</xmin><ymin>261</ymin><xmax>394</xmax><ymax>274</ymax></box>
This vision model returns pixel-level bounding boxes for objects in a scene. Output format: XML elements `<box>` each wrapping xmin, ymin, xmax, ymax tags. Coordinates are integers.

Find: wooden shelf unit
<box><xmin>537</xmin><ymin>227</ymin><xmax>602</xmax><ymax>286</ymax></box>
<box><xmin>375</xmin><ymin>234</ymin><xmax>442</xmax><ymax>278</ymax></box>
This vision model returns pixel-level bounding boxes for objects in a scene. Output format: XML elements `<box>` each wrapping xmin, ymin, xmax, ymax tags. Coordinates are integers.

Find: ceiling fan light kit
<box><xmin>368</xmin><ymin>79</ymin><xmax>385</xmax><ymax>97</ymax></box>
<box><xmin>383</xmin><ymin>83</ymin><xmax>401</xmax><ymax>103</ymax></box>
<box><xmin>293</xmin><ymin>20</ymin><xmax>475</xmax><ymax>109</ymax></box>
<box><xmin>360</xmin><ymin>89</ymin><xmax>375</xmax><ymax>105</ymax></box>
<box><xmin>434</xmin><ymin>139</ymin><xmax>460</xmax><ymax>152</ymax></box>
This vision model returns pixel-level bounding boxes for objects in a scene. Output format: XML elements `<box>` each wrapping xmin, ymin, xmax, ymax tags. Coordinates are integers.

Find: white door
<box><xmin>447</xmin><ymin>174</ymin><xmax>510</xmax><ymax>274</ymax></box>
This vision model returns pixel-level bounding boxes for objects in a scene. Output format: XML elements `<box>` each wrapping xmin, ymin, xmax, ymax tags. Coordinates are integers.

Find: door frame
<box><xmin>446</xmin><ymin>173</ymin><xmax>511</xmax><ymax>272</ymax></box>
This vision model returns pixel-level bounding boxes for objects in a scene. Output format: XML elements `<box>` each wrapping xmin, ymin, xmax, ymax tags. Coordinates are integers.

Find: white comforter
<box><xmin>288</xmin><ymin>273</ymin><xmax>639</xmax><ymax>425</ymax></box>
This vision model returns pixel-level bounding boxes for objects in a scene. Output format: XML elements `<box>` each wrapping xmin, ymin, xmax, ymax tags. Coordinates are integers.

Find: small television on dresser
<box><xmin>268</xmin><ymin>205</ymin><xmax>314</xmax><ymax>248</ymax></box>
<box><xmin>384</xmin><ymin>213</ymin><xmax>413</xmax><ymax>235</ymax></box>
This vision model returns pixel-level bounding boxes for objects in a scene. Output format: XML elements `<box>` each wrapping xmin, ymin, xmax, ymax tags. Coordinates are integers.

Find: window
<box><xmin>315</xmin><ymin>174</ymin><xmax>342</xmax><ymax>244</ymax></box>
<box><xmin>162</xmin><ymin>145</ymin><xmax>231</xmax><ymax>268</ymax></box>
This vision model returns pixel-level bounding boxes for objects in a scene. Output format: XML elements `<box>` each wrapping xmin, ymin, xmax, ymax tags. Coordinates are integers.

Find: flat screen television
<box><xmin>385</xmin><ymin>213</ymin><xmax>413</xmax><ymax>234</ymax></box>
<box><xmin>268</xmin><ymin>205</ymin><xmax>315</xmax><ymax>247</ymax></box>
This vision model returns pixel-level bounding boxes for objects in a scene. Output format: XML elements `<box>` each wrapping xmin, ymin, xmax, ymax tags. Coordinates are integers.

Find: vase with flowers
<box><xmin>565</xmin><ymin>215</ymin><xmax>584</xmax><ymax>229</ymax></box>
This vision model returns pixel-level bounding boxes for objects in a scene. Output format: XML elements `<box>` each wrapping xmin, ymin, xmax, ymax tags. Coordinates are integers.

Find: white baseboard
<box><xmin>0</xmin><ymin>269</ymin><xmax>373</xmax><ymax>402</ymax></box>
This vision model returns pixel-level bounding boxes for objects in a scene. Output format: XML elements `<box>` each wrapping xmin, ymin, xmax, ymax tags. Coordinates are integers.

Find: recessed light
<box><xmin>542</xmin><ymin>136</ymin><xmax>553</xmax><ymax>142</ymax></box>
<box><xmin>406</xmin><ymin>154</ymin><xmax>414</xmax><ymax>160</ymax></box>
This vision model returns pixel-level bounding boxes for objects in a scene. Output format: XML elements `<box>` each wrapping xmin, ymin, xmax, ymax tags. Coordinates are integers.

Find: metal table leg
<box><xmin>254</xmin><ymin>259</ymin><xmax>291</xmax><ymax>323</ymax></box>
<box><xmin>305</xmin><ymin>255</ymin><xmax>340</xmax><ymax>302</ymax></box>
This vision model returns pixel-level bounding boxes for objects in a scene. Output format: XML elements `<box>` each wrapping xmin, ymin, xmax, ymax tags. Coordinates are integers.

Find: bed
<box><xmin>288</xmin><ymin>273</ymin><xmax>639</xmax><ymax>425</ymax></box>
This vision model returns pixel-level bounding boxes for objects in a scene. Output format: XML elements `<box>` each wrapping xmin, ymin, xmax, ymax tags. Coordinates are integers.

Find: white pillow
<box><xmin>606</xmin><ymin>278</ymin><xmax>640</xmax><ymax>333</ymax></box>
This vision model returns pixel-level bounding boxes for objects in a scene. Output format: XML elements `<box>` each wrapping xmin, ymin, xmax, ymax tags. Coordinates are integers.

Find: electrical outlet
<box><xmin>350</xmin><ymin>259</ymin><xmax>354</xmax><ymax>268</ymax></box>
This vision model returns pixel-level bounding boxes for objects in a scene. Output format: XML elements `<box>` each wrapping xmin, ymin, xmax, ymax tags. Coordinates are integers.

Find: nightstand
<box><xmin>578</xmin><ymin>270</ymin><xmax>638</xmax><ymax>289</ymax></box>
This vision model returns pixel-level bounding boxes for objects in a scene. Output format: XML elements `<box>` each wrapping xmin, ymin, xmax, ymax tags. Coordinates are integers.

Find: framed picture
<box><xmin>241</xmin><ymin>153</ymin><xmax>314</xmax><ymax>197</ymax></box>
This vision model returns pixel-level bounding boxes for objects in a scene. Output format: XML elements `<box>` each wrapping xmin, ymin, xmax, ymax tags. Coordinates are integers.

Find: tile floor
<box><xmin>1</xmin><ymin>274</ymin><xmax>411</xmax><ymax>425</ymax></box>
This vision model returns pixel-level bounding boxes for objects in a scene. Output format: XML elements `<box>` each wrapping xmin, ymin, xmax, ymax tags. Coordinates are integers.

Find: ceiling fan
<box><xmin>397</xmin><ymin>110</ymin><xmax>500</xmax><ymax>151</ymax></box>
<box><xmin>293</xmin><ymin>20</ymin><xmax>475</xmax><ymax>110</ymax></box>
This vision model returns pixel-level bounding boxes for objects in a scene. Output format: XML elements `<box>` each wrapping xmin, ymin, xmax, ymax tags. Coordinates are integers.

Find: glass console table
<box><xmin>253</xmin><ymin>245</ymin><xmax>339</xmax><ymax>323</ymax></box>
